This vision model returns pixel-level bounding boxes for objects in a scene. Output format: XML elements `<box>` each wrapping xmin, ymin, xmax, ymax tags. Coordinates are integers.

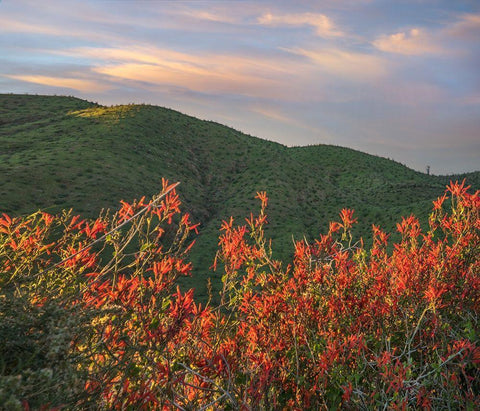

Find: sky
<box><xmin>1</xmin><ymin>0</ymin><xmax>479</xmax><ymax>175</ymax></box>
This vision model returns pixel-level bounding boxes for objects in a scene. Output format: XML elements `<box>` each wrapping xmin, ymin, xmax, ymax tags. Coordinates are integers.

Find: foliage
<box><xmin>1</xmin><ymin>180</ymin><xmax>479</xmax><ymax>409</ymax></box>
<box><xmin>0</xmin><ymin>180</ymin><xmax>200</xmax><ymax>409</ymax></box>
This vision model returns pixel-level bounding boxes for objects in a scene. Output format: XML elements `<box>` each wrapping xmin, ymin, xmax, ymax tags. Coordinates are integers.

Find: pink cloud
<box><xmin>257</xmin><ymin>12</ymin><xmax>343</xmax><ymax>37</ymax></box>
<box><xmin>178</xmin><ymin>9</ymin><xmax>239</xmax><ymax>24</ymax></box>
<box><xmin>248</xmin><ymin>105</ymin><xmax>320</xmax><ymax>133</ymax></box>
<box><xmin>282</xmin><ymin>47</ymin><xmax>387</xmax><ymax>81</ymax></box>
<box><xmin>445</xmin><ymin>13</ymin><xmax>480</xmax><ymax>41</ymax></box>
<box><xmin>0</xmin><ymin>18</ymin><xmax>65</xmax><ymax>36</ymax></box>
<box><xmin>4</xmin><ymin>74</ymin><xmax>112</xmax><ymax>92</ymax></box>
<box><xmin>52</xmin><ymin>46</ymin><xmax>312</xmax><ymax>100</ymax></box>
<box><xmin>373</xmin><ymin>28</ymin><xmax>444</xmax><ymax>55</ymax></box>
<box><xmin>93</xmin><ymin>61</ymin><xmax>282</xmax><ymax>97</ymax></box>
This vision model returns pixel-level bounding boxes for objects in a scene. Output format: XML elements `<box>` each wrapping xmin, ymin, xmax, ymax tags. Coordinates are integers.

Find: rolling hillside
<box><xmin>1</xmin><ymin>93</ymin><xmax>478</xmax><ymax>299</ymax></box>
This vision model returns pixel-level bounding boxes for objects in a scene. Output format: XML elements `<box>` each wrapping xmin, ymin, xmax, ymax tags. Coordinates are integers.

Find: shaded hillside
<box><xmin>1</xmin><ymin>94</ymin><xmax>478</xmax><ymax>299</ymax></box>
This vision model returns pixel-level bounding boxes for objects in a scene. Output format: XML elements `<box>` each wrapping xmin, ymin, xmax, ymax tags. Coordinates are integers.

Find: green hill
<box><xmin>1</xmin><ymin>93</ymin><xmax>478</xmax><ymax>299</ymax></box>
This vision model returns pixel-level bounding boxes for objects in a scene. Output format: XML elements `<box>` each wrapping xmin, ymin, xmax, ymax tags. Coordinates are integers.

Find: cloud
<box><xmin>0</xmin><ymin>18</ymin><xmax>66</xmax><ymax>37</ymax></box>
<box><xmin>376</xmin><ymin>81</ymin><xmax>447</xmax><ymax>106</ymax></box>
<box><xmin>0</xmin><ymin>14</ymin><xmax>124</xmax><ymax>45</ymax></box>
<box><xmin>257</xmin><ymin>12</ymin><xmax>343</xmax><ymax>37</ymax></box>
<box><xmin>445</xmin><ymin>13</ymin><xmax>480</xmax><ymax>40</ymax></box>
<box><xmin>4</xmin><ymin>75</ymin><xmax>111</xmax><ymax>92</ymax></box>
<box><xmin>251</xmin><ymin>106</ymin><xmax>296</xmax><ymax>128</ymax></box>
<box><xmin>49</xmin><ymin>45</ymin><xmax>314</xmax><ymax>100</ymax></box>
<box><xmin>249</xmin><ymin>105</ymin><xmax>317</xmax><ymax>132</ymax></box>
<box><xmin>66</xmin><ymin>46</ymin><xmax>294</xmax><ymax>75</ymax></box>
<box><xmin>282</xmin><ymin>47</ymin><xmax>387</xmax><ymax>81</ymax></box>
<box><xmin>85</xmin><ymin>48</ymin><xmax>284</xmax><ymax>97</ymax></box>
<box><xmin>94</xmin><ymin>62</ymin><xmax>271</xmax><ymax>95</ymax></box>
<box><xmin>373</xmin><ymin>28</ymin><xmax>444</xmax><ymax>55</ymax></box>
<box><xmin>250</xmin><ymin>106</ymin><xmax>293</xmax><ymax>123</ymax></box>
<box><xmin>178</xmin><ymin>9</ymin><xmax>239</xmax><ymax>25</ymax></box>
<box><xmin>74</xmin><ymin>45</ymin><xmax>389</xmax><ymax>103</ymax></box>
<box><xmin>72</xmin><ymin>47</ymin><xmax>203</xmax><ymax>70</ymax></box>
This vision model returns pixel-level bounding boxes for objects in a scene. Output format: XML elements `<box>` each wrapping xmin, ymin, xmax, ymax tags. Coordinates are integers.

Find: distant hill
<box><xmin>1</xmin><ymin>93</ymin><xmax>478</xmax><ymax>299</ymax></box>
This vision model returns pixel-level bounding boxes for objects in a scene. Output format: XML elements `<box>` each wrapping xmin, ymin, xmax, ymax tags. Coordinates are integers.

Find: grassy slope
<box><xmin>1</xmin><ymin>94</ymin><xmax>479</xmax><ymax>299</ymax></box>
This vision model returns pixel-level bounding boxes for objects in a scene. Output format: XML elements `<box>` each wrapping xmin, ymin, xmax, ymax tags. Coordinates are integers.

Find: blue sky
<box><xmin>1</xmin><ymin>0</ymin><xmax>479</xmax><ymax>174</ymax></box>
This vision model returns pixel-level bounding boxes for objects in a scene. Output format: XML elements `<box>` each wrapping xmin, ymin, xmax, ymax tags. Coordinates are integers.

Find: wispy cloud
<box><xmin>445</xmin><ymin>13</ymin><xmax>480</xmax><ymax>40</ymax></box>
<box><xmin>49</xmin><ymin>45</ymin><xmax>312</xmax><ymax>100</ymax></box>
<box><xmin>78</xmin><ymin>47</ymin><xmax>292</xmax><ymax>98</ymax></box>
<box><xmin>257</xmin><ymin>12</ymin><xmax>343</xmax><ymax>37</ymax></box>
<box><xmin>0</xmin><ymin>15</ymin><xmax>126</xmax><ymax>44</ymax></box>
<box><xmin>0</xmin><ymin>18</ymin><xmax>66</xmax><ymax>36</ymax></box>
<box><xmin>282</xmin><ymin>47</ymin><xmax>387</xmax><ymax>81</ymax></box>
<box><xmin>249</xmin><ymin>104</ymin><xmax>318</xmax><ymax>133</ymax></box>
<box><xmin>373</xmin><ymin>28</ymin><xmax>444</xmax><ymax>55</ymax></box>
<box><xmin>94</xmin><ymin>62</ymin><xmax>278</xmax><ymax>96</ymax></box>
<box><xmin>245</xmin><ymin>103</ymin><xmax>338</xmax><ymax>145</ymax></box>
<box><xmin>65</xmin><ymin>45</ymin><xmax>295</xmax><ymax>74</ymax></box>
<box><xmin>5</xmin><ymin>74</ymin><xmax>111</xmax><ymax>92</ymax></box>
<box><xmin>178</xmin><ymin>9</ymin><xmax>239</xmax><ymax>25</ymax></box>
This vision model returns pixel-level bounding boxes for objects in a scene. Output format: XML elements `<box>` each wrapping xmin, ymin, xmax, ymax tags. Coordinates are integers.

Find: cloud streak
<box><xmin>5</xmin><ymin>74</ymin><xmax>111</xmax><ymax>92</ymax></box>
<box><xmin>257</xmin><ymin>12</ymin><xmax>343</xmax><ymax>37</ymax></box>
<box><xmin>61</xmin><ymin>46</ymin><xmax>302</xmax><ymax>99</ymax></box>
<box><xmin>445</xmin><ymin>13</ymin><xmax>480</xmax><ymax>41</ymax></box>
<box><xmin>282</xmin><ymin>47</ymin><xmax>387</xmax><ymax>81</ymax></box>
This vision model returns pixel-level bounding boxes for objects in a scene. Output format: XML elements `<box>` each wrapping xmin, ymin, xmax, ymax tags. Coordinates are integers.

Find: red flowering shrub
<box><xmin>211</xmin><ymin>181</ymin><xmax>479</xmax><ymax>409</ymax></box>
<box><xmin>0</xmin><ymin>180</ymin><xmax>207</xmax><ymax>409</ymax></box>
<box><xmin>0</xmin><ymin>180</ymin><xmax>478</xmax><ymax>409</ymax></box>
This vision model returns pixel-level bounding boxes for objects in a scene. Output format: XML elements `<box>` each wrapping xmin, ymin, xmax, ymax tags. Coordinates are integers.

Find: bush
<box><xmin>0</xmin><ymin>180</ymin><xmax>478</xmax><ymax>409</ymax></box>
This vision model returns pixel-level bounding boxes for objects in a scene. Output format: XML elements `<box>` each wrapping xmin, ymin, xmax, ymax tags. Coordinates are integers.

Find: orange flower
<box><xmin>339</xmin><ymin>208</ymin><xmax>357</xmax><ymax>229</ymax></box>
